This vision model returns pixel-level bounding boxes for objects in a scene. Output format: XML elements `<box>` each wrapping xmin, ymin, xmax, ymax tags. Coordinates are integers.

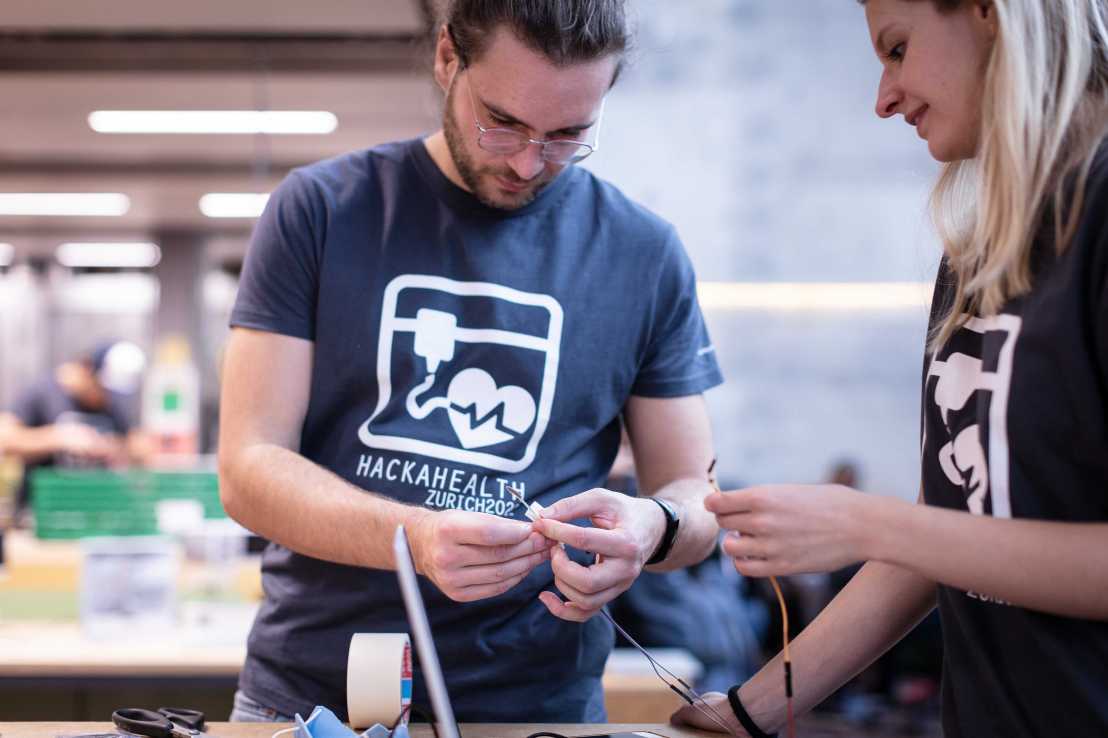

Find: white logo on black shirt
<box><xmin>358</xmin><ymin>274</ymin><xmax>563</xmax><ymax>473</ymax></box>
<box><xmin>924</xmin><ymin>314</ymin><xmax>1022</xmax><ymax>519</ymax></box>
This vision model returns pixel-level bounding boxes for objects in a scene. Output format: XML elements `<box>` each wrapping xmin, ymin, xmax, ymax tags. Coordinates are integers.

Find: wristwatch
<box><xmin>644</xmin><ymin>497</ymin><xmax>680</xmax><ymax>566</ymax></box>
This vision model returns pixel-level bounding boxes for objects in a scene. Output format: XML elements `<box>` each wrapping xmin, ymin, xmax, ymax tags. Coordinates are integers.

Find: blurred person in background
<box><xmin>0</xmin><ymin>340</ymin><xmax>148</xmax><ymax>522</ymax></box>
<box><xmin>674</xmin><ymin>1</ymin><xmax>1108</xmax><ymax>737</ymax></box>
<box><xmin>219</xmin><ymin>0</ymin><xmax>721</xmax><ymax>723</ymax></box>
<box><xmin>606</xmin><ymin>427</ymin><xmax>764</xmax><ymax>693</ymax></box>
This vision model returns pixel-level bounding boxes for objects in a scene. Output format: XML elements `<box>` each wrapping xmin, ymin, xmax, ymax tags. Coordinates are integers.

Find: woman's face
<box><xmin>865</xmin><ymin>0</ymin><xmax>997</xmax><ymax>162</ymax></box>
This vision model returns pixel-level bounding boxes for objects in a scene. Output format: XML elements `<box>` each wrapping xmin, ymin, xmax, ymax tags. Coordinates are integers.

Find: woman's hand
<box><xmin>670</xmin><ymin>691</ymin><xmax>746</xmax><ymax>735</ymax></box>
<box><xmin>706</xmin><ymin>484</ymin><xmax>881</xmax><ymax>577</ymax></box>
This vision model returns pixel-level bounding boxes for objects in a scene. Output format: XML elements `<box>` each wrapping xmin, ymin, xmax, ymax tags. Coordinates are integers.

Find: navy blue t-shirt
<box><xmin>230</xmin><ymin>138</ymin><xmax>723</xmax><ymax>722</ymax></box>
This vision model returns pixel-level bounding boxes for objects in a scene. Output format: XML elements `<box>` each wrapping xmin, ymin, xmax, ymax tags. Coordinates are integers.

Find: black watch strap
<box><xmin>727</xmin><ymin>685</ymin><xmax>776</xmax><ymax>738</ymax></box>
<box><xmin>644</xmin><ymin>496</ymin><xmax>679</xmax><ymax>566</ymax></box>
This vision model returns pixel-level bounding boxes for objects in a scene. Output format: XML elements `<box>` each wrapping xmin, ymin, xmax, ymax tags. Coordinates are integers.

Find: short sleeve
<box><xmin>631</xmin><ymin>227</ymin><xmax>724</xmax><ymax>397</ymax></box>
<box><xmin>9</xmin><ymin>384</ymin><xmax>45</xmax><ymax>427</ymax></box>
<box><xmin>106</xmin><ymin>395</ymin><xmax>135</xmax><ymax>435</ymax></box>
<box><xmin>230</xmin><ymin>170</ymin><xmax>326</xmax><ymax>341</ymax></box>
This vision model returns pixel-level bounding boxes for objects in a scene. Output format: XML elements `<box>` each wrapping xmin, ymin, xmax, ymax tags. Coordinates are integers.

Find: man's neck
<box><xmin>56</xmin><ymin>364</ymin><xmax>105</xmax><ymax>410</ymax></box>
<box><xmin>423</xmin><ymin>131</ymin><xmax>470</xmax><ymax>192</ymax></box>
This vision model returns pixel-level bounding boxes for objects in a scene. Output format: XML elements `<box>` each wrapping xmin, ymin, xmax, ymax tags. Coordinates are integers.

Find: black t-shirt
<box><xmin>9</xmin><ymin>376</ymin><xmax>131</xmax><ymax>510</ymax></box>
<box><xmin>920</xmin><ymin>153</ymin><xmax>1108</xmax><ymax>736</ymax></box>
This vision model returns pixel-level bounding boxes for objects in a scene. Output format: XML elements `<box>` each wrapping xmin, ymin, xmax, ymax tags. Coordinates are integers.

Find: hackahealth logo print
<box><xmin>358</xmin><ymin>274</ymin><xmax>563</xmax><ymax>473</ymax></box>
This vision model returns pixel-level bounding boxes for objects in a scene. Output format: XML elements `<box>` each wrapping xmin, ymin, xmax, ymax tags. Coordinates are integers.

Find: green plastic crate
<box><xmin>30</xmin><ymin>469</ymin><xmax>225</xmax><ymax>539</ymax></box>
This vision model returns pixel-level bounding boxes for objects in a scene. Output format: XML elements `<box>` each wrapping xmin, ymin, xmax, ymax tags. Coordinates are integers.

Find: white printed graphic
<box><xmin>924</xmin><ymin>314</ymin><xmax>1021</xmax><ymax>518</ymax></box>
<box><xmin>358</xmin><ymin>275</ymin><xmax>562</xmax><ymax>473</ymax></box>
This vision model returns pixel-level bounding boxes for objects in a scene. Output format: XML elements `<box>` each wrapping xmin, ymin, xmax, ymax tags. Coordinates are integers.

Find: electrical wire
<box><xmin>511</xmin><ymin>483</ymin><xmax>737</xmax><ymax>734</ymax></box>
<box><xmin>519</xmin><ymin>460</ymin><xmax>795</xmax><ymax>736</ymax></box>
<box><xmin>710</xmin><ymin>459</ymin><xmax>795</xmax><ymax>738</ymax></box>
<box><xmin>599</xmin><ymin>607</ymin><xmax>737</xmax><ymax>735</ymax></box>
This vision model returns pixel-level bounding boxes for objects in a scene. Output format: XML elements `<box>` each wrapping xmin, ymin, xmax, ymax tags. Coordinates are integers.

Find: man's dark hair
<box><xmin>444</xmin><ymin>0</ymin><xmax>629</xmax><ymax>82</ymax></box>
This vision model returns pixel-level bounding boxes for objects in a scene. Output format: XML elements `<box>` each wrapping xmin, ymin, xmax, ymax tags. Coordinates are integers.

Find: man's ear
<box><xmin>432</xmin><ymin>25</ymin><xmax>461</xmax><ymax>93</ymax></box>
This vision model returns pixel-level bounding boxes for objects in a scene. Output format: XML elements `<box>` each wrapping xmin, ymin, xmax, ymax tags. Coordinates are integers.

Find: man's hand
<box><xmin>530</xmin><ymin>488</ymin><xmax>667</xmax><ymax>622</ymax></box>
<box><xmin>53</xmin><ymin>423</ymin><xmax>124</xmax><ymax>463</ymax></box>
<box><xmin>408</xmin><ymin>510</ymin><xmax>554</xmax><ymax>602</ymax></box>
<box><xmin>670</xmin><ymin>691</ymin><xmax>745</xmax><ymax>735</ymax></box>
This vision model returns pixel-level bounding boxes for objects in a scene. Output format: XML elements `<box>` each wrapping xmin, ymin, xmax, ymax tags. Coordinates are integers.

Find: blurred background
<box><xmin>0</xmin><ymin>1</ymin><xmax>943</xmax><ymax>734</ymax></box>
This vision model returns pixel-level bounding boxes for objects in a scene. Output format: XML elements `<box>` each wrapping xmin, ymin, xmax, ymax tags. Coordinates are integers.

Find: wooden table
<box><xmin>0</xmin><ymin>620</ymin><xmax>696</xmax><ymax>723</ymax></box>
<box><xmin>0</xmin><ymin>536</ymin><xmax>941</xmax><ymax>735</ymax></box>
<box><xmin>0</xmin><ymin>717</ymin><xmax>942</xmax><ymax>738</ymax></box>
<box><xmin>0</xmin><ymin>724</ymin><xmax>702</xmax><ymax>738</ymax></box>
<box><xmin>1</xmin><ymin>530</ymin><xmax>698</xmax><ymax>722</ymax></box>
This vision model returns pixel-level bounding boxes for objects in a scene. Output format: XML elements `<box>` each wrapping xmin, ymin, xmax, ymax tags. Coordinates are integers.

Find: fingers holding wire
<box><xmin>720</xmin><ymin>528</ymin><xmax>770</xmax><ymax>558</ymax></box>
<box><xmin>719</xmin><ymin>529</ymin><xmax>797</xmax><ymax>578</ymax></box>
<box><xmin>538</xmin><ymin>591</ymin><xmax>598</xmax><ymax>622</ymax></box>
<box><xmin>452</xmin><ymin>570</ymin><xmax>532</xmax><ymax>602</ymax></box>
<box><xmin>551</xmin><ymin>579</ymin><xmax>627</xmax><ymax>614</ymax></box>
<box><xmin>453</xmin><ymin>547</ymin><xmax>551</xmax><ymax>587</ymax></box>
<box><xmin>548</xmin><ymin>544</ymin><xmax>634</xmax><ymax>607</ymax></box>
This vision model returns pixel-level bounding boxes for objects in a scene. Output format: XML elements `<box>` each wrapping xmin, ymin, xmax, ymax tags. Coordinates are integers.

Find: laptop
<box><xmin>394</xmin><ymin>525</ymin><xmax>462</xmax><ymax>738</ymax></box>
<box><xmin>393</xmin><ymin>525</ymin><xmax>666</xmax><ymax>738</ymax></box>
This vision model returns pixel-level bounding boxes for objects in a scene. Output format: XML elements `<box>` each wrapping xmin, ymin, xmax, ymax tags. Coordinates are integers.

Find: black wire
<box><xmin>599</xmin><ymin>609</ymin><xmax>735</xmax><ymax>734</ymax></box>
<box><xmin>525</xmin><ymin>732</ymin><xmax>571</xmax><ymax>738</ymax></box>
<box><xmin>390</xmin><ymin>704</ymin><xmax>440</xmax><ymax>738</ymax></box>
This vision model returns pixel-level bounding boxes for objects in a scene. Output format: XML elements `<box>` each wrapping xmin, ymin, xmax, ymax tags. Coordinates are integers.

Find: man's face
<box><xmin>440</xmin><ymin>26</ymin><xmax>616</xmax><ymax>210</ymax></box>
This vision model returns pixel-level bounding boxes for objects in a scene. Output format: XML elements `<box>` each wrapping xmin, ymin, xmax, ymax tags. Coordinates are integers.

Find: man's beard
<box><xmin>442</xmin><ymin>82</ymin><xmax>552</xmax><ymax>211</ymax></box>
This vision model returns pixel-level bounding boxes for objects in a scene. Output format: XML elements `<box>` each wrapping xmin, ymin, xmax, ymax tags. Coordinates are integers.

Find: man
<box><xmin>219</xmin><ymin>0</ymin><xmax>722</xmax><ymax>723</ymax></box>
<box><xmin>0</xmin><ymin>340</ymin><xmax>147</xmax><ymax>518</ymax></box>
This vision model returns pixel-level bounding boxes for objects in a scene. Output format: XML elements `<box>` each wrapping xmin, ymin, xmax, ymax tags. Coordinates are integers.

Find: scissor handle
<box><xmin>113</xmin><ymin>708</ymin><xmax>175</xmax><ymax>738</ymax></box>
<box><xmin>159</xmin><ymin>707</ymin><xmax>206</xmax><ymax>731</ymax></box>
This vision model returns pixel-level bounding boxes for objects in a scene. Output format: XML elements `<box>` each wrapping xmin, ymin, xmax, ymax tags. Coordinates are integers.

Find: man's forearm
<box><xmin>740</xmin><ymin>561</ymin><xmax>936</xmax><ymax>733</ymax></box>
<box><xmin>0</xmin><ymin>423</ymin><xmax>60</xmax><ymax>461</ymax></box>
<box><xmin>220</xmin><ymin>442</ymin><xmax>430</xmax><ymax>570</ymax></box>
<box><xmin>649</xmin><ymin>477</ymin><xmax>718</xmax><ymax>570</ymax></box>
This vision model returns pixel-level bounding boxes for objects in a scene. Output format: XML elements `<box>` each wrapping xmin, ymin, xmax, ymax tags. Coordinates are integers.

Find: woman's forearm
<box><xmin>865</xmin><ymin>496</ymin><xmax>1108</xmax><ymax>620</ymax></box>
<box><xmin>740</xmin><ymin>560</ymin><xmax>936</xmax><ymax>733</ymax></box>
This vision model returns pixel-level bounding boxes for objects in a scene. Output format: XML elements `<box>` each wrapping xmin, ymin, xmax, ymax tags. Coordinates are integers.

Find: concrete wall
<box><xmin>584</xmin><ymin>0</ymin><xmax>945</xmax><ymax>499</ymax></box>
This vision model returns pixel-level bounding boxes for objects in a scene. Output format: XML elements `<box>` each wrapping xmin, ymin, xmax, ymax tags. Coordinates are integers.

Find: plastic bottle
<box><xmin>143</xmin><ymin>335</ymin><xmax>200</xmax><ymax>465</ymax></box>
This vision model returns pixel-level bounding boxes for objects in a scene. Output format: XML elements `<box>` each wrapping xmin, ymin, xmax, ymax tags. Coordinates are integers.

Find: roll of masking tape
<box><xmin>347</xmin><ymin>633</ymin><xmax>413</xmax><ymax>729</ymax></box>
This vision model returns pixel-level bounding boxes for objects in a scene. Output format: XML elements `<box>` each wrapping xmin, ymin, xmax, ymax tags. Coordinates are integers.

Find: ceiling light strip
<box><xmin>697</xmin><ymin>281</ymin><xmax>933</xmax><ymax>311</ymax></box>
<box><xmin>199</xmin><ymin>193</ymin><xmax>270</xmax><ymax>219</ymax></box>
<box><xmin>0</xmin><ymin>193</ymin><xmax>130</xmax><ymax>217</ymax></box>
<box><xmin>56</xmin><ymin>242</ymin><xmax>162</xmax><ymax>269</ymax></box>
<box><xmin>89</xmin><ymin>110</ymin><xmax>338</xmax><ymax>135</ymax></box>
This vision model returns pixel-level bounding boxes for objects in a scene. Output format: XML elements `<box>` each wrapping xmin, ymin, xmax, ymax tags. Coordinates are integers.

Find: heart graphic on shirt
<box><xmin>939</xmin><ymin>424</ymin><xmax>990</xmax><ymax>515</ymax></box>
<box><xmin>446</xmin><ymin>368</ymin><xmax>537</xmax><ymax>450</ymax></box>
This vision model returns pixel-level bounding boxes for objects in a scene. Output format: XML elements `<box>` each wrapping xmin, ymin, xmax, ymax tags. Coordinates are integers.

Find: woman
<box><xmin>673</xmin><ymin>1</ymin><xmax>1108</xmax><ymax>736</ymax></box>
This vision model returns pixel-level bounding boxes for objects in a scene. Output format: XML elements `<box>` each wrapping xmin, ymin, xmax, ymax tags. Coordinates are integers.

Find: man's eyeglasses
<box><xmin>463</xmin><ymin>70</ymin><xmax>602</xmax><ymax>166</ymax></box>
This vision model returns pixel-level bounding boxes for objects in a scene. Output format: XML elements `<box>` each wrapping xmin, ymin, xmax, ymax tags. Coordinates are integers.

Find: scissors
<box><xmin>111</xmin><ymin>707</ymin><xmax>210</xmax><ymax>738</ymax></box>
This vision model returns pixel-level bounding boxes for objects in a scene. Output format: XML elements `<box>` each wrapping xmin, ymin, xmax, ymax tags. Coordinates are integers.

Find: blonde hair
<box><xmin>929</xmin><ymin>0</ymin><xmax>1108</xmax><ymax>350</ymax></box>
